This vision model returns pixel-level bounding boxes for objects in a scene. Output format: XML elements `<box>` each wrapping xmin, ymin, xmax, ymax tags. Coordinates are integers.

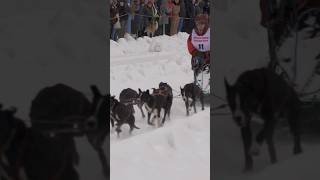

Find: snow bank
<box><xmin>111</xmin><ymin>109</ymin><xmax>210</xmax><ymax>180</ymax></box>
<box><xmin>110</xmin><ymin>33</ymin><xmax>193</xmax><ymax>96</ymax></box>
<box><xmin>110</xmin><ymin>33</ymin><xmax>190</xmax><ymax>58</ymax></box>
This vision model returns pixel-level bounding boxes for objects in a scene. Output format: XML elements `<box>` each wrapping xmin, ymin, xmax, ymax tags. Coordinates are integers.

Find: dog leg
<box><xmin>185</xmin><ymin>98</ymin><xmax>189</xmax><ymax>116</ymax></box>
<box><xmin>157</xmin><ymin>108</ymin><xmax>161</xmax><ymax>127</ymax></box>
<box><xmin>162</xmin><ymin>108</ymin><xmax>167</xmax><ymax>126</ymax></box>
<box><xmin>147</xmin><ymin>112</ymin><xmax>152</xmax><ymax>125</ymax></box>
<box><xmin>251</xmin><ymin>130</ymin><xmax>264</xmax><ymax>156</ymax></box>
<box><xmin>115</xmin><ymin>123</ymin><xmax>122</xmax><ymax>138</ymax></box>
<box><xmin>288</xmin><ymin>112</ymin><xmax>302</xmax><ymax>154</ymax></box>
<box><xmin>129</xmin><ymin>115</ymin><xmax>136</xmax><ymax>134</ymax></box>
<box><xmin>110</xmin><ymin>117</ymin><xmax>114</xmax><ymax>128</ymax></box>
<box><xmin>251</xmin><ymin>125</ymin><xmax>268</xmax><ymax>156</ymax></box>
<box><xmin>200</xmin><ymin>93</ymin><xmax>205</xmax><ymax>110</ymax></box>
<box><xmin>95</xmin><ymin>146</ymin><xmax>109</xmax><ymax>180</ymax></box>
<box><xmin>139</xmin><ymin>104</ymin><xmax>146</xmax><ymax>118</ymax></box>
<box><xmin>241</xmin><ymin>126</ymin><xmax>253</xmax><ymax>171</ymax></box>
<box><xmin>193</xmin><ymin>97</ymin><xmax>197</xmax><ymax>113</ymax></box>
<box><xmin>266</xmin><ymin>131</ymin><xmax>277</xmax><ymax>164</ymax></box>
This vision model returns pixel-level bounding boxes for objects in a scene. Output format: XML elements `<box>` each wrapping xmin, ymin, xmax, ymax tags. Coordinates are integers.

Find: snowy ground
<box><xmin>213</xmin><ymin>0</ymin><xmax>320</xmax><ymax>179</ymax></box>
<box><xmin>110</xmin><ymin>33</ymin><xmax>210</xmax><ymax>180</ymax></box>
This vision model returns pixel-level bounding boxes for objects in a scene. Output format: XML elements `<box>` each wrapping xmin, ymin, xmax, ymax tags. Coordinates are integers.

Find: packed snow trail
<box><xmin>110</xmin><ymin>33</ymin><xmax>210</xmax><ymax>180</ymax></box>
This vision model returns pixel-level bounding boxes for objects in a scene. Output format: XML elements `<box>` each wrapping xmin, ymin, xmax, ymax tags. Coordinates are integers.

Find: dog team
<box><xmin>109</xmin><ymin>81</ymin><xmax>205</xmax><ymax>137</ymax></box>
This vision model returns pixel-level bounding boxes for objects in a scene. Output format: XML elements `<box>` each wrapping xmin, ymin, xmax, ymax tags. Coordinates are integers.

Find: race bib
<box><xmin>191</xmin><ymin>29</ymin><xmax>210</xmax><ymax>52</ymax></box>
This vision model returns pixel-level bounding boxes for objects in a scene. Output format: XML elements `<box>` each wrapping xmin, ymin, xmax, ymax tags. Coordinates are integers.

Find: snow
<box><xmin>110</xmin><ymin>33</ymin><xmax>210</xmax><ymax>180</ymax></box>
<box><xmin>214</xmin><ymin>0</ymin><xmax>320</xmax><ymax>179</ymax></box>
<box><xmin>248</xmin><ymin>146</ymin><xmax>320</xmax><ymax>180</ymax></box>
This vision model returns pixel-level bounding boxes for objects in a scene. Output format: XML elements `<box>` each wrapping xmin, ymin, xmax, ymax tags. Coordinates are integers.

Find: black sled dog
<box><xmin>119</xmin><ymin>88</ymin><xmax>145</xmax><ymax>118</ymax></box>
<box><xmin>0</xmin><ymin>106</ymin><xmax>79</xmax><ymax>180</ymax></box>
<box><xmin>110</xmin><ymin>96</ymin><xmax>140</xmax><ymax>137</ymax></box>
<box><xmin>224</xmin><ymin>68</ymin><xmax>302</xmax><ymax>171</ymax></box>
<box><xmin>158</xmin><ymin>82</ymin><xmax>173</xmax><ymax>120</ymax></box>
<box><xmin>139</xmin><ymin>88</ymin><xmax>171</xmax><ymax>127</ymax></box>
<box><xmin>180</xmin><ymin>83</ymin><xmax>205</xmax><ymax>116</ymax></box>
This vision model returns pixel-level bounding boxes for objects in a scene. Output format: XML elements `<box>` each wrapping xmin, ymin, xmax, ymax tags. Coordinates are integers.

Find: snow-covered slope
<box><xmin>110</xmin><ymin>33</ymin><xmax>210</xmax><ymax>180</ymax></box>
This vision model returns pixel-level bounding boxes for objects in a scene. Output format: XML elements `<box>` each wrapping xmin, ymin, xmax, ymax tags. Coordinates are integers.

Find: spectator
<box><xmin>137</xmin><ymin>0</ymin><xmax>146</xmax><ymax>37</ymax></box>
<box><xmin>131</xmin><ymin>0</ymin><xmax>142</xmax><ymax>38</ymax></box>
<box><xmin>156</xmin><ymin>0</ymin><xmax>170</xmax><ymax>36</ymax></box>
<box><xmin>183</xmin><ymin>0</ymin><xmax>195</xmax><ymax>34</ymax></box>
<box><xmin>202</xmin><ymin>0</ymin><xmax>209</xmax><ymax>15</ymax></box>
<box><xmin>142</xmin><ymin>0</ymin><xmax>160</xmax><ymax>37</ymax></box>
<box><xmin>178</xmin><ymin>0</ymin><xmax>186</xmax><ymax>32</ymax></box>
<box><xmin>110</xmin><ymin>0</ymin><xmax>121</xmax><ymax>41</ymax></box>
<box><xmin>118</xmin><ymin>0</ymin><xmax>130</xmax><ymax>38</ymax></box>
<box><xmin>170</xmin><ymin>0</ymin><xmax>180</xmax><ymax>35</ymax></box>
<box><xmin>194</xmin><ymin>0</ymin><xmax>204</xmax><ymax>16</ymax></box>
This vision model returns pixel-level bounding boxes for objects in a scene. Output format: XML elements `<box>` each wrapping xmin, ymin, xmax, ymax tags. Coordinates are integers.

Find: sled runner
<box><xmin>192</xmin><ymin>55</ymin><xmax>210</xmax><ymax>96</ymax></box>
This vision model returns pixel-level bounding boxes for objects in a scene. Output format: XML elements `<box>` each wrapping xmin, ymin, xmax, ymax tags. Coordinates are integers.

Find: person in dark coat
<box><xmin>193</xmin><ymin>0</ymin><xmax>204</xmax><ymax>16</ymax></box>
<box><xmin>131</xmin><ymin>0</ymin><xmax>142</xmax><ymax>38</ymax></box>
<box><xmin>142</xmin><ymin>0</ymin><xmax>160</xmax><ymax>37</ymax></box>
<box><xmin>183</xmin><ymin>0</ymin><xmax>195</xmax><ymax>34</ymax></box>
<box><xmin>110</xmin><ymin>0</ymin><xmax>121</xmax><ymax>41</ymax></box>
<box><xmin>156</xmin><ymin>0</ymin><xmax>170</xmax><ymax>36</ymax></box>
<box><xmin>118</xmin><ymin>0</ymin><xmax>131</xmax><ymax>38</ymax></box>
<box><xmin>178</xmin><ymin>0</ymin><xmax>186</xmax><ymax>32</ymax></box>
<box><xmin>170</xmin><ymin>0</ymin><xmax>181</xmax><ymax>35</ymax></box>
<box><xmin>202</xmin><ymin>0</ymin><xmax>209</xmax><ymax>15</ymax></box>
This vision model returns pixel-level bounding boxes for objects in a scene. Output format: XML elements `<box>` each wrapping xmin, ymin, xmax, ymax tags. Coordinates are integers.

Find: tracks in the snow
<box><xmin>110</xmin><ymin>52</ymin><xmax>178</xmax><ymax>67</ymax></box>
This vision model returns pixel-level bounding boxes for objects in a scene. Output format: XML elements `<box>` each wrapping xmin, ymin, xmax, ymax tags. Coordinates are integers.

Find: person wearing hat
<box><xmin>187</xmin><ymin>13</ymin><xmax>210</xmax><ymax>76</ymax></box>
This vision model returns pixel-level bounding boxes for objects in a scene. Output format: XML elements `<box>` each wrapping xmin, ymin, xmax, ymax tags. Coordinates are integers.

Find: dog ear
<box><xmin>146</xmin><ymin>89</ymin><xmax>149</xmax><ymax>94</ymax></box>
<box><xmin>90</xmin><ymin>85</ymin><xmax>102</xmax><ymax>97</ymax></box>
<box><xmin>138</xmin><ymin>88</ymin><xmax>142</xmax><ymax>94</ymax></box>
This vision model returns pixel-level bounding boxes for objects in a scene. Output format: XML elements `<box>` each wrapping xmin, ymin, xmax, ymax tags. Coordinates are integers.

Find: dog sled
<box><xmin>192</xmin><ymin>55</ymin><xmax>210</xmax><ymax>98</ymax></box>
<box><xmin>264</xmin><ymin>0</ymin><xmax>320</xmax><ymax>131</ymax></box>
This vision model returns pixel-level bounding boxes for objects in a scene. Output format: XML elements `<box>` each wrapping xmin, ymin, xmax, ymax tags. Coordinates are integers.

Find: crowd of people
<box><xmin>110</xmin><ymin>0</ymin><xmax>210</xmax><ymax>41</ymax></box>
